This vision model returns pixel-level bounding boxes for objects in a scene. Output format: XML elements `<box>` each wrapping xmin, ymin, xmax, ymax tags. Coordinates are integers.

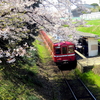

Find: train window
<box><xmin>62</xmin><ymin>47</ymin><xmax>67</xmax><ymax>54</ymax></box>
<box><xmin>55</xmin><ymin>48</ymin><xmax>61</xmax><ymax>54</ymax></box>
<box><xmin>68</xmin><ymin>47</ymin><xmax>74</xmax><ymax>53</ymax></box>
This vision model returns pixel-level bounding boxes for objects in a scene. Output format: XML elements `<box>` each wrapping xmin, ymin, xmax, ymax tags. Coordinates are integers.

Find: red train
<box><xmin>40</xmin><ymin>30</ymin><xmax>77</xmax><ymax>66</ymax></box>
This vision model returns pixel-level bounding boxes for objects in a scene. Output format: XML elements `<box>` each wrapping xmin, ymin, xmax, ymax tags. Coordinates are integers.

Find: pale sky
<box><xmin>48</xmin><ymin>0</ymin><xmax>99</xmax><ymax>5</ymax></box>
<box><xmin>71</xmin><ymin>0</ymin><xmax>100</xmax><ymax>9</ymax></box>
<box><xmin>82</xmin><ymin>0</ymin><xmax>99</xmax><ymax>4</ymax></box>
<box><xmin>45</xmin><ymin>0</ymin><xmax>100</xmax><ymax>10</ymax></box>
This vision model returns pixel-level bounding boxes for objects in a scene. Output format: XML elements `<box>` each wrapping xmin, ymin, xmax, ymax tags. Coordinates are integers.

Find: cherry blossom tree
<box><xmin>0</xmin><ymin>0</ymin><xmax>85</xmax><ymax>64</ymax></box>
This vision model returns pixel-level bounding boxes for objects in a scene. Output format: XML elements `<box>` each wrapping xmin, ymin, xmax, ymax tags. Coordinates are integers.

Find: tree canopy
<box><xmin>0</xmin><ymin>0</ymin><xmax>85</xmax><ymax>64</ymax></box>
<box><xmin>91</xmin><ymin>3</ymin><xmax>99</xmax><ymax>8</ymax></box>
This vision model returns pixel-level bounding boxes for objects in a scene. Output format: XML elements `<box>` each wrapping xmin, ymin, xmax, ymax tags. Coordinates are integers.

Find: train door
<box><xmin>62</xmin><ymin>46</ymin><xmax>67</xmax><ymax>54</ymax></box>
<box><xmin>61</xmin><ymin>46</ymin><xmax>68</xmax><ymax>61</ymax></box>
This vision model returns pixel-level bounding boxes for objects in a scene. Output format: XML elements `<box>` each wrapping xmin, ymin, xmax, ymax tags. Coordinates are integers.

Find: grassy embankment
<box><xmin>33</xmin><ymin>39</ymin><xmax>52</xmax><ymax>64</ymax></box>
<box><xmin>0</xmin><ymin>38</ymin><xmax>52</xmax><ymax>100</ymax></box>
<box><xmin>0</xmin><ymin>57</ymin><xmax>41</xmax><ymax>99</ymax></box>
<box><xmin>0</xmin><ymin>41</ymin><xmax>47</xmax><ymax>99</ymax></box>
<box><xmin>75</xmin><ymin>69</ymin><xmax>100</xmax><ymax>97</ymax></box>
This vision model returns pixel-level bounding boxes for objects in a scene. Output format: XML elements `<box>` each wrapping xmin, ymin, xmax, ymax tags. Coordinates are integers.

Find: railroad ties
<box><xmin>61</xmin><ymin>71</ymin><xmax>97</xmax><ymax>100</ymax></box>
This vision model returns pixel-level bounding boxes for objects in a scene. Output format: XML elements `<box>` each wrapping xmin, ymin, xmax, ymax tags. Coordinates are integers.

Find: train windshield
<box><xmin>68</xmin><ymin>45</ymin><xmax>74</xmax><ymax>53</ymax></box>
<box><xmin>55</xmin><ymin>47</ymin><xmax>61</xmax><ymax>54</ymax></box>
<box><xmin>62</xmin><ymin>47</ymin><xmax>67</xmax><ymax>54</ymax></box>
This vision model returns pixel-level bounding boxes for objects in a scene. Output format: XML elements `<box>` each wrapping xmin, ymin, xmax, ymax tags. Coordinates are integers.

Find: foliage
<box><xmin>0</xmin><ymin>80</ymin><xmax>40</xmax><ymax>100</ymax></box>
<box><xmin>0</xmin><ymin>1</ymin><xmax>40</xmax><ymax>64</ymax></box>
<box><xmin>90</xmin><ymin>3</ymin><xmax>100</xmax><ymax>12</ymax></box>
<box><xmin>90</xmin><ymin>7</ymin><xmax>100</xmax><ymax>12</ymax></box>
<box><xmin>0</xmin><ymin>49</ymin><xmax>41</xmax><ymax>99</ymax></box>
<box><xmin>80</xmin><ymin>71</ymin><xmax>100</xmax><ymax>87</ymax></box>
<box><xmin>22</xmin><ymin>49</ymin><xmax>38</xmax><ymax>66</ymax></box>
<box><xmin>91</xmin><ymin>3</ymin><xmax>99</xmax><ymax>8</ymax></box>
<box><xmin>75</xmin><ymin>69</ymin><xmax>100</xmax><ymax>95</ymax></box>
<box><xmin>33</xmin><ymin>39</ymin><xmax>52</xmax><ymax>64</ymax></box>
<box><xmin>0</xmin><ymin>0</ymin><xmax>86</xmax><ymax>64</ymax></box>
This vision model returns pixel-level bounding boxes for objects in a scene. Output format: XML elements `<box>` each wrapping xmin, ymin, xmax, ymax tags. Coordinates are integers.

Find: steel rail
<box><xmin>61</xmin><ymin>71</ymin><xmax>97</xmax><ymax>100</ymax></box>
<box><xmin>78</xmin><ymin>78</ymin><xmax>97</xmax><ymax>100</ymax></box>
<box><xmin>61</xmin><ymin>71</ymin><xmax>78</xmax><ymax>100</ymax></box>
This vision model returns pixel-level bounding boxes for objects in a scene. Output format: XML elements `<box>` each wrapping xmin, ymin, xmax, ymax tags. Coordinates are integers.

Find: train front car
<box><xmin>40</xmin><ymin>30</ymin><xmax>77</xmax><ymax>67</ymax></box>
<box><xmin>54</xmin><ymin>41</ymin><xmax>77</xmax><ymax>66</ymax></box>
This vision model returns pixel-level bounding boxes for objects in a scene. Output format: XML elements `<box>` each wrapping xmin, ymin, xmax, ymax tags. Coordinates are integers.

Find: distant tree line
<box><xmin>90</xmin><ymin>3</ymin><xmax>100</xmax><ymax>12</ymax></box>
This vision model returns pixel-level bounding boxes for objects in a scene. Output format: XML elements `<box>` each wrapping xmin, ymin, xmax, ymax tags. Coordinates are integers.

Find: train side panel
<box><xmin>40</xmin><ymin>30</ymin><xmax>55</xmax><ymax>59</ymax></box>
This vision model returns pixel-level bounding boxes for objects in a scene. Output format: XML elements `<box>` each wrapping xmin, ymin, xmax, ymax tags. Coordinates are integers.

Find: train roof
<box><xmin>54</xmin><ymin>41</ymin><xmax>74</xmax><ymax>46</ymax></box>
<box><xmin>47</xmin><ymin>33</ymin><xmax>74</xmax><ymax>45</ymax></box>
<box><xmin>48</xmin><ymin>35</ymin><xmax>60</xmax><ymax>43</ymax></box>
<box><xmin>40</xmin><ymin>30</ymin><xmax>75</xmax><ymax>45</ymax></box>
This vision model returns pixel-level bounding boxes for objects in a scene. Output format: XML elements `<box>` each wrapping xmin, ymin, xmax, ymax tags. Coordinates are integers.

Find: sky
<box><xmin>44</xmin><ymin>0</ymin><xmax>100</xmax><ymax>10</ymax></box>
<box><xmin>47</xmin><ymin>0</ymin><xmax>99</xmax><ymax>5</ymax></box>
<box><xmin>82</xmin><ymin>0</ymin><xmax>99</xmax><ymax>4</ymax></box>
<box><xmin>71</xmin><ymin>0</ymin><xmax>100</xmax><ymax>9</ymax></box>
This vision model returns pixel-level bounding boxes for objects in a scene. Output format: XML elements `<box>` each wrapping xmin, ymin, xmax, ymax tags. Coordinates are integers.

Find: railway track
<box><xmin>61</xmin><ymin>71</ymin><xmax>97</xmax><ymax>100</ymax></box>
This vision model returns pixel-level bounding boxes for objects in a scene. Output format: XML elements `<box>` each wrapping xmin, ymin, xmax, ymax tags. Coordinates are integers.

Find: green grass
<box><xmin>80</xmin><ymin>71</ymin><xmax>100</xmax><ymax>87</ymax></box>
<box><xmin>0</xmin><ymin>66</ymin><xmax>40</xmax><ymax>100</ymax></box>
<box><xmin>77</xmin><ymin>20</ymin><xmax>100</xmax><ymax>36</ymax></box>
<box><xmin>0</xmin><ymin>80</ymin><xmax>38</xmax><ymax>100</ymax></box>
<box><xmin>63</xmin><ymin>24</ymin><xmax>69</xmax><ymax>27</ymax></box>
<box><xmin>79</xmin><ymin>70</ymin><xmax>100</xmax><ymax>97</ymax></box>
<box><xmin>75</xmin><ymin>69</ymin><xmax>100</xmax><ymax>87</ymax></box>
<box><xmin>77</xmin><ymin>26</ymin><xmax>100</xmax><ymax>36</ymax></box>
<box><xmin>75</xmin><ymin>69</ymin><xmax>100</xmax><ymax>95</ymax></box>
<box><xmin>0</xmin><ymin>48</ymin><xmax>41</xmax><ymax>99</ymax></box>
<box><xmin>33</xmin><ymin>39</ymin><xmax>52</xmax><ymax>64</ymax></box>
<box><xmin>86</xmin><ymin>20</ymin><xmax>100</xmax><ymax>25</ymax></box>
<box><xmin>75</xmin><ymin>69</ymin><xmax>100</xmax><ymax>97</ymax></box>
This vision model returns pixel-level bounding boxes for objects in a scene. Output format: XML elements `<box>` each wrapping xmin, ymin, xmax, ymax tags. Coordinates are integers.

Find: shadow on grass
<box><xmin>3</xmin><ymin>65</ymin><xmax>42</xmax><ymax>87</ymax></box>
<box><xmin>0</xmin><ymin>59</ymin><xmax>55</xmax><ymax>100</ymax></box>
<box><xmin>1</xmin><ymin>58</ymin><xmax>100</xmax><ymax>100</ymax></box>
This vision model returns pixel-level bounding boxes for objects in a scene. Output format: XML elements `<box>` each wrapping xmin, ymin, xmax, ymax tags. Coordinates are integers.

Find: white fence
<box><xmin>80</xmin><ymin>12</ymin><xmax>100</xmax><ymax>20</ymax></box>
